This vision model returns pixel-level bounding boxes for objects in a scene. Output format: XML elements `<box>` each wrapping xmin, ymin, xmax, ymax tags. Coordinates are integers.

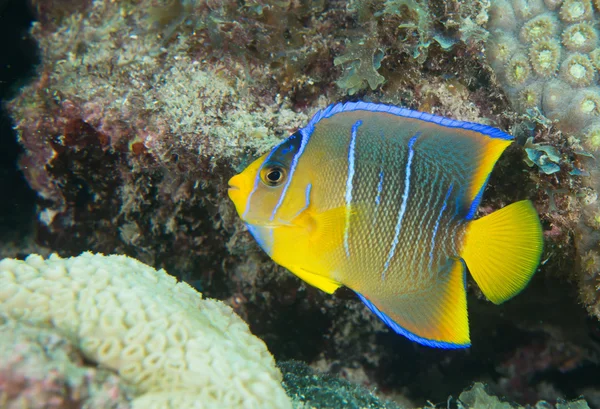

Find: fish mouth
<box><xmin>227</xmin><ymin>175</ymin><xmax>246</xmax><ymax>211</ymax></box>
<box><xmin>227</xmin><ymin>175</ymin><xmax>243</xmax><ymax>195</ymax></box>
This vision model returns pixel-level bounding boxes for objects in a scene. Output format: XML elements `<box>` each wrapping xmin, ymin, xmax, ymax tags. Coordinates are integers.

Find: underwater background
<box><xmin>1</xmin><ymin>0</ymin><xmax>600</xmax><ymax>407</ymax></box>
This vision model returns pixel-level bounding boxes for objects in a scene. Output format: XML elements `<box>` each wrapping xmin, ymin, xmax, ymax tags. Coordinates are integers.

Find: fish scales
<box><xmin>307</xmin><ymin>112</ymin><xmax>466</xmax><ymax>296</ymax></box>
<box><xmin>228</xmin><ymin>101</ymin><xmax>544</xmax><ymax>348</ymax></box>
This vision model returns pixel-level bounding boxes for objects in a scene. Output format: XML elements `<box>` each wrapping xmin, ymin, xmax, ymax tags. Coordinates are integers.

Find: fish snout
<box><xmin>228</xmin><ymin>174</ymin><xmax>242</xmax><ymax>191</ymax></box>
<box><xmin>227</xmin><ymin>174</ymin><xmax>246</xmax><ymax>202</ymax></box>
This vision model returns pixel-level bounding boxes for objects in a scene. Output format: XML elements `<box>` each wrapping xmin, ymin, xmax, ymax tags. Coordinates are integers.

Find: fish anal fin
<box><xmin>288</xmin><ymin>266</ymin><xmax>342</xmax><ymax>294</ymax></box>
<box><xmin>461</xmin><ymin>200</ymin><xmax>543</xmax><ymax>304</ymax></box>
<box><xmin>356</xmin><ymin>259</ymin><xmax>470</xmax><ymax>348</ymax></box>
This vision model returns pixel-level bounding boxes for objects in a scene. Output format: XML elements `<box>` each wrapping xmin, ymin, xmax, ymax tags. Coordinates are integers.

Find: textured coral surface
<box><xmin>0</xmin><ymin>252</ymin><xmax>291</xmax><ymax>409</ymax></box>
<box><xmin>486</xmin><ymin>0</ymin><xmax>600</xmax><ymax>141</ymax></box>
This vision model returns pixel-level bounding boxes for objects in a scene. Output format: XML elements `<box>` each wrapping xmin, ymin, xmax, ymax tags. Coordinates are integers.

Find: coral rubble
<box><xmin>280</xmin><ymin>360</ymin><xmax>404</xmax><ymax>409</ymax></box>
<box><xmin>0</xmin><ymin>318</ymin><xmax>133</xmax><ymax>409</ymax></box>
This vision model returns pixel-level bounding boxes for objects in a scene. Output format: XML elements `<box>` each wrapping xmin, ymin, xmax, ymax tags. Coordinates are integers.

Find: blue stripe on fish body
<box><xmin>291</xmin><ymin>183</ymin><xmax>312</xmax><ymax>220</ymax></box>
<box><xmin>381</xmin><ymin>132</ymin><xmax>420</xmax><ymax>281</ymax></box>
<box><xmin>244</xmin><ymin>147</ymin><xmax>279</xmax><ymax>219</ymax></box>
<box><xmin>408</xmin><ymin>167</ymin><xmax>444</xmax><ymax>281</ymax></box>
<box><xmin>307</xmin><ymin>101</ymin><xmax>513</xmax><ymax>141</ymax></box>
<box><xmin>375</xmin><ymin>170</ymin><xmax>384</xmax><ymax>206</ymax></box>
<box><xmin>270</xmin><ymin>127</ymin><xmax>312</xmax><ymax>222</ymax></box>
<box><xmin>246</xmin><ymin>223</ymin><xmax>274</xmax><ymax>256</ymax></box>
<box><xmin>370</xmin><ymin>131</ymin><xmax>387</xmax><ymax>231</ymax></box>
<box><xmin>429</xmin><ymin>184</ymin><xmax>454</xmax><ymax>269</ymax></box>
<box><xmin>465</xmin><ymin>174</ymin><xmax>491</xmax><ymax>220</ymax></box>
<box><xmin>344</xmin><ymin>120</ymin><xmax>363</xmax><ymax>258</ymax></box>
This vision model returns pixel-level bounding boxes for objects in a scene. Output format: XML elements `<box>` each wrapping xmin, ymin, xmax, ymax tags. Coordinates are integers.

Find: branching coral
<box><xmin>0</xmin><ymin>252</ymin><xmax>292</xmax><ymax>409</ymax></box>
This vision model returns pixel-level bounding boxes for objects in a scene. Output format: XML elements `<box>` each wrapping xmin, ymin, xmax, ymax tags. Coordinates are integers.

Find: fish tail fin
<box><xmin>461</xmin><ymin>200</ymin><xmax>543</xmax><ymax>304</ymax></box>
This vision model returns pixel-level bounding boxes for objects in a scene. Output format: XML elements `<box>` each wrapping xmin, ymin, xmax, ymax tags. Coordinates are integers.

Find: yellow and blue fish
<box><xmin>228</xmin><ymin>101</ymin><xmax>543</xmax><ymax>349</ymax></box>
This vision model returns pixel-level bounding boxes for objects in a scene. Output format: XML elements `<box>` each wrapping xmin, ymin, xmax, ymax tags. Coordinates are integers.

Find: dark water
<box><xmin>0</xmin><ymin>0</ymin><xmax>37</xmax><ymax>237</ymax></box>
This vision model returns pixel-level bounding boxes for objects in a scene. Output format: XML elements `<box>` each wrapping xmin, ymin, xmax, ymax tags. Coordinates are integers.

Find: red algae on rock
<box><xmin>0</xmin><ymin>318</ymin><xmax>133</xmax><ymax>409</ymax></box>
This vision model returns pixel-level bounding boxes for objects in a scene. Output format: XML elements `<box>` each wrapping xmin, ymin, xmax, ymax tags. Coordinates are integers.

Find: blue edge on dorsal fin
<box><xmin>355</xmin><ymin>292</ymin><xmax>470</xmax><ymax>349</ymax></box>
<box><xmin>307</xmin><ymin>101</ymin><xmax>513</xmax><ymax>221</ymax></box>
<box><xmin>307</xmin><ymin>101</ymin><xmax>514</xmax><ymax>141</ymax></box>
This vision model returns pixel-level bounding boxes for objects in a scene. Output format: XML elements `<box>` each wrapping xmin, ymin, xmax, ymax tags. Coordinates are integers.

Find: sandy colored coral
<box><xmin>0</xmin><ymin>252</ymin><xmax>291</xmax><ymax>409</ymax></box>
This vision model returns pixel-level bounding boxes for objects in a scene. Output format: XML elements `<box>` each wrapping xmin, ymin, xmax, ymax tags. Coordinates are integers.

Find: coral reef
<box><xmin>0</xmin><ymin>252</ymin><xmax>291</xmax><ymax>409</ymax></box>
<box><xmin>5</xmin><ymin>0</ymin><xmax>600</xmax><ymax>407</ymax></box>
<box><xmin>486</xmin><ymin>0</ymin><xmax>600</xmax><ymax>328</ymax></box>
<box><xmin>449</xmin><ymin>383</ymin><xmax>591</xmax><ymax>409</ymax></box>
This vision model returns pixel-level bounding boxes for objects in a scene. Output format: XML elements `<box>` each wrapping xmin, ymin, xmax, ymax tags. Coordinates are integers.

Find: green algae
<box><xmin>279</xmin><ymin>360</ymin><xmax>404</xmax><ymax>409</ymax></box>
<box><xmin>334</xmin><ymin>39</ymin><xmax>386</xmax><ymax>95</ymax></box>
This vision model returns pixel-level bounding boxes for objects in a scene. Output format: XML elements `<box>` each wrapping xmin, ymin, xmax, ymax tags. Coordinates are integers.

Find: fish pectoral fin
<box><xmin>355</xmin><ymin>259</ymin><xmax>470</xmax><ymax>348</ymax></box>
<box><xmin>305</xmin><ymin>204</ymin><xmax>365</xmax><ymax>252</ymax></box>
<box><xmin>461</xmin><ymin>200</ymin><xmax>543</xmax><ymax>304</ymax></box>
<box><xmin>288</xmin><ymin>265</ymin><xmax>342</xmax><ymax>294</ymax></box>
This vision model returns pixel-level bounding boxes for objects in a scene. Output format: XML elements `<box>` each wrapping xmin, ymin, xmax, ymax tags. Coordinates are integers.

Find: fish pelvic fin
<box><xmin>287</xmin><ymin>266</ymin><xmax>342</xmax><ymax>294</ymax></box>
<box><xmin>356</xmin><ymin>259</ymin><xmax>470</xmax><ymax>348</ymax></box>
<box><xmin>461</xmin><ymin>200</ymin><xmax>543</xmax><ymax>304</ymax></box>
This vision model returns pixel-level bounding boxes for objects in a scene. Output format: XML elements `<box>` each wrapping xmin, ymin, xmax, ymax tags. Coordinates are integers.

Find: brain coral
<box><xmin>486</xmin><ymin>0</ymin><xmax>600</xmax><ymax>143</ymax></box>
<box><xmin>0</xmin><ymin>252</ymin><xmax>291</xmax><ymax>409</ymax></box>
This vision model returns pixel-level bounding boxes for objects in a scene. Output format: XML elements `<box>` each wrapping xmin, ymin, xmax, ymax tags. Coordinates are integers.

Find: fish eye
<box><xmin>261</xmin><ymin>165</ymin><xmax>286</xmax><ymax>187</ymax></box>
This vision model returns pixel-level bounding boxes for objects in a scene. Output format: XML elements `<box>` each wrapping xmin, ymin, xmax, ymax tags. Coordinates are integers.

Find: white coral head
<box><xmin>0</xmin><ymin>252</ymin><xmax>292</xmax><ymax>409</ymax></box>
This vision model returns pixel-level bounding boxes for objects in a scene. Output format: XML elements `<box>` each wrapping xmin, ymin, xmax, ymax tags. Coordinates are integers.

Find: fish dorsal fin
<box><xmin>307</xmin><ymin>101</ymin><xmax>514</xmax><ymax>220</ymax></box>
<box><xmin>356</xmin><ymin>259</ymin><xmax>470</xmax><ymax>348</ymax></box>
<box><xmin>462</xmin><ymin>137</ymin><xmax>513</xmax><ymax>219</ymax></box>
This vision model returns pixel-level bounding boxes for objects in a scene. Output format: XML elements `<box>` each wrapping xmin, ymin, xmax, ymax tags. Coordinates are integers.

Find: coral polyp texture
<box><xmin>486</xmin><ymin>0</ymin><xmax>600</xmax><ymax>139</ymax></box>
<box><xmin>0</xmin><ymin>252</ymin><xmax>291</xmax><ymax>409</ymax></box>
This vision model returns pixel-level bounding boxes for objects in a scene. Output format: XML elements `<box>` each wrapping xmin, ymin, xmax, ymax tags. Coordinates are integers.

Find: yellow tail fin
<box><xmin>461</xmin><ymin>200</ymin><xmax>543</xmax><ymax>304</ymax></box>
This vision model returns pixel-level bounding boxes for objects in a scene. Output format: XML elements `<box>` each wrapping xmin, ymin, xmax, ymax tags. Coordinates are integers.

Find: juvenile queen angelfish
<box><xmin>228</xmin><ymin>101</ymin><xmax>543</xmax><ymax>348</ymax></box>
